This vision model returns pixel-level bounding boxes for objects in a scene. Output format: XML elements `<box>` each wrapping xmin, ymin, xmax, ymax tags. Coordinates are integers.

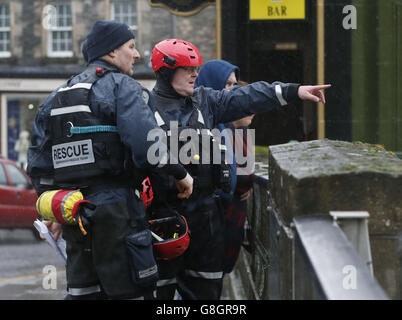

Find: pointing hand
<box><xmin>298</xmin><ymin>84</ymin><xmax>331</xmax><ymax>103</ymax></box>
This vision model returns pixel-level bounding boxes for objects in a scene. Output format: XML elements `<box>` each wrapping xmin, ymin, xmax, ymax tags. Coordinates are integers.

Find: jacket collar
<box><xmin>89</xmin><ymin>59</ymin><xmax>121</xmax><ymax>73</ymax></box>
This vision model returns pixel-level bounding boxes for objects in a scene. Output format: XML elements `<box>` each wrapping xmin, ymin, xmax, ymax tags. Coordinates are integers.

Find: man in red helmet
<box><xmin>148</xmin><ymin>38</ymin><xmax>330</xmax><ymax>300</ymax></box>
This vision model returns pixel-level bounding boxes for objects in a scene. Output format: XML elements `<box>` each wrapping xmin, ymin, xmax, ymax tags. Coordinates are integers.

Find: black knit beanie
<box><xmin>85</xmin><ymin>20</ymin><xmax>135</xmax><ymax>63</ymax></box>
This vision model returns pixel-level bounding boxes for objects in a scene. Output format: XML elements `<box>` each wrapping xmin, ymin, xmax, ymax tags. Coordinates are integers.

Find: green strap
<box><xmin>70</xmin><ymin>125</ymin><xmax>118</xmax><ymax>134</ymax></box>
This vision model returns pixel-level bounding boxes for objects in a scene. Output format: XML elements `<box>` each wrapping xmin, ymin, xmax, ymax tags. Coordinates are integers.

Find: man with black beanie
<box><xmin>27</xmin><ymin>21</ymin><xmax>192</xmax><ymax>300</ymax></box>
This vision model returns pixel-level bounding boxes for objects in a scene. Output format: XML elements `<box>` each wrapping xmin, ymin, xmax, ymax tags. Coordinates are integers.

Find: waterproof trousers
<box><xmin>154</xmin><ymin>194</ymin><xmax>225</xmax><ymax>300</ymax></box>
<box><xmin>62</xmin><ymin>187</ymin><xmax>155</xmax><ymax>300</ymax></box>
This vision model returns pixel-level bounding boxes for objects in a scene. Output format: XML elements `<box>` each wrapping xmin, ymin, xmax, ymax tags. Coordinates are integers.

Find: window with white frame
<box><xmin>0</xmin><ymin>4</ymin><xmax>11</xmax><ymax>58</ymax></box>
<box><xmin>47</xmin><ymin>3</ymin><xmax>72</xmax><ymax>57</ymax></box>
<box><xmin>111</xmin><ymin>1</ymin><xmax>137</xmax><ymax>36</ymax></box>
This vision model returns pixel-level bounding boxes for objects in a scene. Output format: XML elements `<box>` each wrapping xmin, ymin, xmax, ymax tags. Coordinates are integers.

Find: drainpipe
<box><xmin>216</xmin><ymin>0</ymin><xmax>222</xmax><ymax>59</ymax></box>
<box><xmin>317</xmin><ymin>0</ymin><xmax>325</xmax><ymax>139</ymax></box>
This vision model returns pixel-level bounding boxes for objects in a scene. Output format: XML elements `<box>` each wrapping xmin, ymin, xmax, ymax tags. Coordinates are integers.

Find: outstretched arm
<box><xmin>202</xmin><ymin>82</ymin><xmax>332</xmax><ymax>126</ymax></box>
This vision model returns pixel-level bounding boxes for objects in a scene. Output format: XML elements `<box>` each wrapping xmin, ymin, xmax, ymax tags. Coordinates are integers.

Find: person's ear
<box><xmin>108</xmin><ymin>49</ymin><xmax>117</xmax><ymax>59</ymax></box>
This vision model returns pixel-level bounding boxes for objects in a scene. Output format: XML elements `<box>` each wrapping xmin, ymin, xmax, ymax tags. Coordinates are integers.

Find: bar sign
<box><xmin>249</xmin><ymin>0</ymin><xmax>306</xmax><ymax>20</ymax></box>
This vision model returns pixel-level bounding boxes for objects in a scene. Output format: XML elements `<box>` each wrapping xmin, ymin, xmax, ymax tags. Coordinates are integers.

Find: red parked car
<box><xmin>0</xmin><ymin>156</ymin><xmax>39</xmax><ymax>234</ymax></box>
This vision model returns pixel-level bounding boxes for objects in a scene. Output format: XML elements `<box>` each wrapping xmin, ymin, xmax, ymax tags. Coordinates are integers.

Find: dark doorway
<box><xmin>248</xmin><ymin>50</ymin><xmax>305</xmax><ymax>146</ymax></box>
<box><xmin>221</xmin><ymin>0</ymin><xmax>316</xmax><ymax>147</ymax></box>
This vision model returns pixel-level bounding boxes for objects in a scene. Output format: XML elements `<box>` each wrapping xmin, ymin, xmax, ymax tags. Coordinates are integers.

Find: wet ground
<box><xmin>0</xmin><ymin>229</ymin><xmax>67</xmax><ymax>300</ymax></box>
<box><xmin>0</xmin><ymin>228</ymin><xmax>238</xmax><ymax>300</ymax></box>
<box><xmin>0</xmin><ymin>159</ymin><xmax>268</xmax><ymax>300</ymax></box>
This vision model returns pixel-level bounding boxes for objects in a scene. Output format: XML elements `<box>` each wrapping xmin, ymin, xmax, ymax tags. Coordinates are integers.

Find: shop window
<box><xmin>1</xmin><ymin>95</ymin><xmax>47</xmax><ymax>162</ymax></box>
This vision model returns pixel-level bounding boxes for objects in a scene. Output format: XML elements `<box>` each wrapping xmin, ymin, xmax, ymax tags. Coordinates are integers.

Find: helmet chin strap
<box><xmin>155</xmin><ymin>68</ymin><xmax>182</xmax><ymax>98</ymax></box>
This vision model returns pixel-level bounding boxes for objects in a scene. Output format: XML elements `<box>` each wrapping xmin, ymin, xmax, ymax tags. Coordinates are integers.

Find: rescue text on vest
<box><xmin>52</xmin><ymin>139</ymin><xmax>95</xmax><ymax>169</ymax></box>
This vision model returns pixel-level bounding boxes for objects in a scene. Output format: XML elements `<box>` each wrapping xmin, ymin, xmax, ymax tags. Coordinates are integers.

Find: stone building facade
<box><xmin>0</xmin><ymin>0</ymin><xmax>216</xmax><ymax>162</ymax></box>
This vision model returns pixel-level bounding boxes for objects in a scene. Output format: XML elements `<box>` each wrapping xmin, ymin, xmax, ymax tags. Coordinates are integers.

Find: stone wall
<box><xmin>230</xmin><ymin>139</ymin><xmax>402</xmax><ymax>299</ymax></box>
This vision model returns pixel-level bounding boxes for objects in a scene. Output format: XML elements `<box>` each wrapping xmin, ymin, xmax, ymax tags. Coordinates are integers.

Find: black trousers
<box><xmin>154</xmin><ymin>194</ymin><xmax>225</xmax><ymax>300</ymax></box>
<box><xmin>62</xmin><ymin>188</ymin><xmax>155</xmax><ymax>300</ymax></box>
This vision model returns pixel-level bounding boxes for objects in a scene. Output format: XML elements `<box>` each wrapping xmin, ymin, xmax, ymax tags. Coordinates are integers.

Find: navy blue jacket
<box><xmin>152</xmin><ymin>81</ymin><xmax>300</xmax><ymax>130</ymax></box>
<box><xmin>150</xmin><ymin>72</ymin><xmax>300</xmax><ymax>207</ymax></box>
<box><xmin>28</xmin><ymin>60</ymin><xmax>186</xmax><ymax>199</ymax></box>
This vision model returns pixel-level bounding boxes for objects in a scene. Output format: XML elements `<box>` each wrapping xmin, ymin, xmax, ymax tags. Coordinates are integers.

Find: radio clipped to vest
<box><xmin>50</xmin><ymin>66</ymin><xmax>125</xmax><ymax>184</ymax></box>
<box><xmin>214</xmin><ymin>159</ymin><xmax>231</xmax><ymax>194</ymax></box>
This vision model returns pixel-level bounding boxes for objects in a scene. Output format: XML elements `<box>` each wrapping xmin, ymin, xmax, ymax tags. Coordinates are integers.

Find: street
<box><xmin>0</xmin><ymin>229</ymin><xmax>67</xmax><ymax>300</ymax></box>
<box><xmin>0</xmin><ymin>229</ymin><xmax>233</xmax><ymax>300</ymax></box>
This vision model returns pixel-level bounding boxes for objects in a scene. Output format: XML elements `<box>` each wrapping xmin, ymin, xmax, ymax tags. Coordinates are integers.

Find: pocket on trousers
<box><xmin>126</xmin><ymin>229</ymin><xmax>159</xmax><ymax>286</ymax></box>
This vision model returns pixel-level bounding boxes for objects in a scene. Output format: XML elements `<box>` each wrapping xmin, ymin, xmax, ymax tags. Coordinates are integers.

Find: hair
<box><xmin>238</xmin><ymin>80</ymin><xmax>249</xmax><ymax>86</ymax></box>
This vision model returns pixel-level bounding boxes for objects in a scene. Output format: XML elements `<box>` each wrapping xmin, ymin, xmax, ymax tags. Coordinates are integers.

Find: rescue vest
<box><xmin>50</xmin><ymin>66</ymin><xmax>125</xmax><ymax>184</ymax></box>
<box><xmin>151</xmin><ymin>97</ymin><xmax>231</xmax><ymax>195</ymax></box>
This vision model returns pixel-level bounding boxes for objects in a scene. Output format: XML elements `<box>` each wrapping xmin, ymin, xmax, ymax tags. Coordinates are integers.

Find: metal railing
<box><xmin>293</xmin><ymin>214</ymin><xmax>388</xmax><ymax>300</ymax></box>
<box><xmin>227</xmin><ymin>182</ymin><xmax>390</xmax><ymax>300</ymax></box>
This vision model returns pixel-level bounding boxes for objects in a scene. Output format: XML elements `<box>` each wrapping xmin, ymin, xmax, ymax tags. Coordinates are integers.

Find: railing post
<box><xmin>330</xmin><ymin>211</ymin><xmax>373</xmax><ymax>276</ymax></box>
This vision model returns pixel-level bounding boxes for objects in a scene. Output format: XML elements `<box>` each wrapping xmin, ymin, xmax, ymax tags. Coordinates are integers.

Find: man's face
<box><xmin>171</xmin><ymin>66</ymin><xmax>200</xmax><ymax>97</ymax></box>
<box><xmin>113</xmin><ymin>39</ymin><xmax>140</xmax><ymax>76</ymax></box>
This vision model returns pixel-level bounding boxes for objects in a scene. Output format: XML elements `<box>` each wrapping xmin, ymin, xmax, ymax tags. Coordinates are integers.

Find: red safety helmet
<box><xmin>149</xmin><ymin>214</ymin><xmax>190</xmax><ymax>260</ymax></box>
<box><xmin>151</xmin><ymin>39</ymin><xmax>203</xmax><ymax>71</ymax></box>
<box><xmin>141</xmin><ymin>177</ymin><xmax>153</xmax><ymax>210</ymax></box>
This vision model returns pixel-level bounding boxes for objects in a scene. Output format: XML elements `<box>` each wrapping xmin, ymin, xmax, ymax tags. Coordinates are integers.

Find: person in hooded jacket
<box><xmin>194</xmin><ymin>60</ymin><xmax>259</xmax><ymax>274</ymax></box>
<box><xmin>148</xmin><ymin>38</ymin><xmax>330</xmax><ymax>300</ymax></box>
<box><xmin>194</xmin><ymin>60</ymin><xmax>256</xmax><ymax>200</ymax></box>
<box><xmin>27</xmin><ymin>21</ymin><xmax>193</xmax><ymax>300</ymax></box>
<box><xmin>194</xmin><ymin>60</ymin><xmax>240</xmax><ymax>208</ymax></box>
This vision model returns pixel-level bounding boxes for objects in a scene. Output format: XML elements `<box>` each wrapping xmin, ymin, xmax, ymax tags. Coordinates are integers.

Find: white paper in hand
<box><xmin>33</xmin><ymin>219</ymin><xmax>67</xmax><ymax>265</ymax></box>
